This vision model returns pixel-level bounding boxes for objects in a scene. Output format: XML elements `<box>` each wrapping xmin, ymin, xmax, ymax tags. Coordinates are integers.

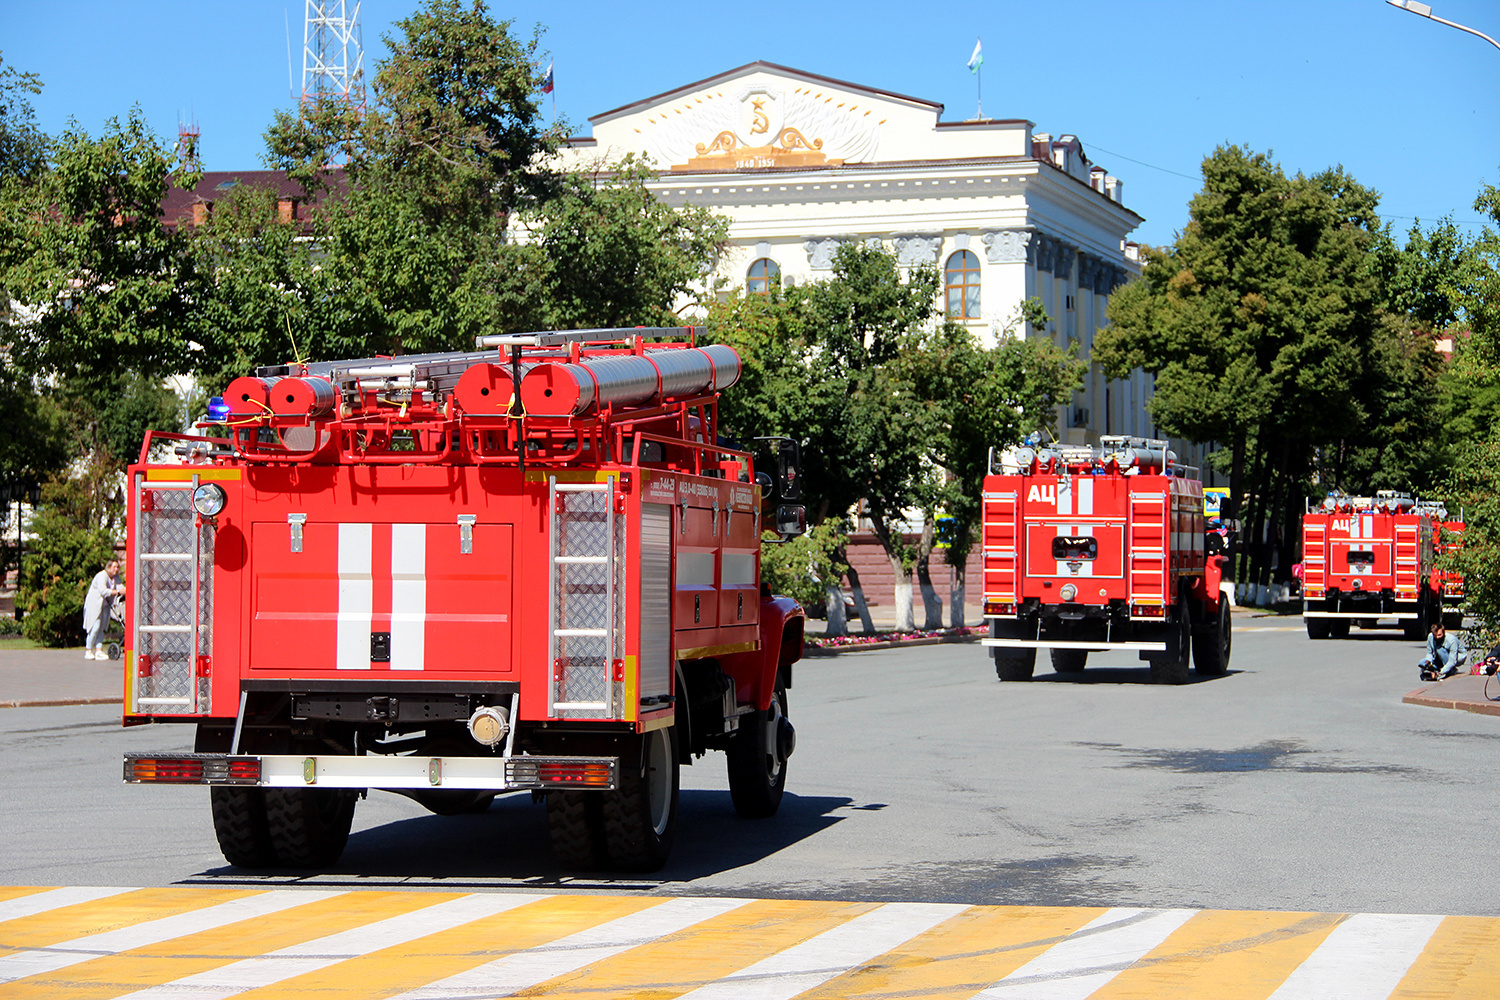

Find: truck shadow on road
<box><xmin>190</xmin><ymin>790</ymin><xmax>851</xmax><ymax>888</ymax></box>
<box><xmin>1031</xmin><ymin>667</ymin><xmax>1244</xmax><ymax>685</ymax></box>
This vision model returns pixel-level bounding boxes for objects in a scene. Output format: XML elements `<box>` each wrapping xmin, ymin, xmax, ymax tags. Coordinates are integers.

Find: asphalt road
<box><xmin>2</xmin><ymin>613</ymin><xmax>1495</xmax><ymax>917</ymax></box>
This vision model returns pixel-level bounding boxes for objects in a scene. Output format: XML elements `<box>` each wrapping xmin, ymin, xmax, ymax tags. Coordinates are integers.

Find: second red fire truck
<box><xmin>980</xmin><ymin>436</ymin><xmax>1232</xmax><ymax>684</ymax></box>
<box><xmin>120</xmin><ymin>327</ymin><xmax>805</xmax><ymax>873</ymax></box>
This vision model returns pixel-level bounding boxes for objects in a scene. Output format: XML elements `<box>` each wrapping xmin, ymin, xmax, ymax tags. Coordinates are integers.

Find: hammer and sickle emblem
<box><xmin>750</xmin><ymin>97</ymin><xmax>770</xmax><ymax>135</ymax></box>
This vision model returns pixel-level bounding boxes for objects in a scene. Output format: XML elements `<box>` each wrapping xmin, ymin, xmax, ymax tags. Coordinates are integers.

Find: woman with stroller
<box><xmin>82</xmin><ymin>559</ymin><xmax>124</xmax><ymax>660</ymax></box>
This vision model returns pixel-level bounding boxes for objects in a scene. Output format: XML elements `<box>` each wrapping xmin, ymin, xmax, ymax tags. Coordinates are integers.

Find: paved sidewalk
<box><xmin>1403</xmin><ymin>672</ymin><xmax>1500</xmax><ymax>718</ymax></box>
<box><xmin>0</xmin><ymin>643</ymin><xmax>124</xmax><ymax>707</ymax></box>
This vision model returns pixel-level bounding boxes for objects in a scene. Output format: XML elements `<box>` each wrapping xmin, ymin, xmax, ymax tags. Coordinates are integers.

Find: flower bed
<box><xmin>806</xmin><ymin>625</ymin><xmax>986</xmax><ymax>649</ymax></box>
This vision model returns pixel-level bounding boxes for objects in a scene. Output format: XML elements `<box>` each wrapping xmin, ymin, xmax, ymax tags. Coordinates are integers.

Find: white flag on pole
<box><xmin>967</xmin><ymin>38</ymin><xmax>983</xmax><ymax>73</ymax></box>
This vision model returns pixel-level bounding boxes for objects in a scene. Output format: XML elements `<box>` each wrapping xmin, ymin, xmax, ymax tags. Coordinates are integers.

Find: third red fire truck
<box><xmin>980</xmin><ymin>436</ymin><xmax>1232</xmax><ymax>684</ymax></box>
<box><xmin>119</xmin><ymin>327</ymin><xmax>805</xmax><ymax>873</ymax></box>
<box><xmin>1300</xmin><ymin>491</ymin><xmax>1439</xmax><ymax>640</ymax></box>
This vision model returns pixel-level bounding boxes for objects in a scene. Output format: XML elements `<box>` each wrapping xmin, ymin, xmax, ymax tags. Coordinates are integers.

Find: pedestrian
<box><xmin>82</xmin><ymin>559</ymin><xmax>124</xmax><ymax>660</ymax></box>
<box><xmin>1417</xmin><ymin>620</ymin><xmax>1465</xmax><ymax>682</ymax></box>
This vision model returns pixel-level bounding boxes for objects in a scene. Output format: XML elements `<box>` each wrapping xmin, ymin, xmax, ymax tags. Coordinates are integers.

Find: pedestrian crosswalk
<box><xmin>0</xmin><ymin>884</ymin><xmax>1494</xmax><ymax>999</ymax></box>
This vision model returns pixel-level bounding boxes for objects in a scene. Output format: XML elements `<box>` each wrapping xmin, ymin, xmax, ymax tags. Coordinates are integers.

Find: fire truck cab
<box><xmin>121</xmin><ymin>327</ymin><xmax>806</xmax><ymax>873</ymax></box>
<box><xmin>980</xmin><ymin>436</ymin><xmax>1232</xmax><ymax>685</ymax></box>
<box><xmin>1300</xmin><ymin>490</ymin><xmax>1436</xmax><ymax>640</ymax></box>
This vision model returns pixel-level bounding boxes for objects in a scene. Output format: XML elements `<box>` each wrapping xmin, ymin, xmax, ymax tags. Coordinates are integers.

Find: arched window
<box><xmin>747</xmin><ymin>258</ymin><xmax>781</xmax><ymax>296</ymax></box>
<box><xmin>945</xmin><ymin>250</ymin><xmax>981</xmax><ymax>319</ymax></box>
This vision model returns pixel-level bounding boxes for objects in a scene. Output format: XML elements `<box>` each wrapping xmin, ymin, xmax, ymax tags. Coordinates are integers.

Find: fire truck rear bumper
<box><xmin>1301</xmin><ymin>610</ymin><xmax>1420</xmax><ymax>620</ymax></box>
<box><xmin>981</xmin><ymin>638</ymin><xmax>1168</xmax><ymax>652</ymax></box>
<box><xmin>123</xmin><ymin>753</ymin><xmax>619</xmax><ymax>791</ymax></box>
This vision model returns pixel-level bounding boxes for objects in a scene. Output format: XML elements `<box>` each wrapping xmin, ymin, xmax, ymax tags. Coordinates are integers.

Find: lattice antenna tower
<box><xmin>302</xmin><ymin>1</ymin><xmax>365</xmax><ymax>115</ymax></box>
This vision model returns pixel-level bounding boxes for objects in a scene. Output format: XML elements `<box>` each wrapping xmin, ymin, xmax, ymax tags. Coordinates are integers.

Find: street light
<box><xmin>1387</xmin><ymin>1</ymin><xmax>1500</xmax><ymax>53</ymax></box>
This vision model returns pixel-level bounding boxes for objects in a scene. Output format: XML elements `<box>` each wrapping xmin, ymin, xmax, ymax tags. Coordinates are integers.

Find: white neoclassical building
<box><xmin>558</xmin><ymin>61</ymin><xmax>1184</xmax><ymax>455</ymax></box>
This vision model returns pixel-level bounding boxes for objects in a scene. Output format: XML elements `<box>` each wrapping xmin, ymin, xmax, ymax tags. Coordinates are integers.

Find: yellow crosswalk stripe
<box><xmin>1391</xmin><ymin>915</ymin><xmax>1500</xmax><ymax>999</ymax></box>
<box><xmin>0</xmin><ymin>887</ymin><xmax>259</xmax><ymax>956</ymax></box>
<box><xmin>229</xmin><ymin>894</ymin><xmax>663</xmax><ymax>1000</ymax></box>
<box><xmin>0</xmin><ymin>886</ymin><xmax>1495</xmax><ymax>1000</ymax></box>
<box><xmin>0</xmin><ymin>891</ymin><xmax>437</xmax><ymax>1000</ymax></box>
<box><xmin>1085</xmin><ymin>909</ymin><xmax>1344</xmax><ymax>999</ymax></box>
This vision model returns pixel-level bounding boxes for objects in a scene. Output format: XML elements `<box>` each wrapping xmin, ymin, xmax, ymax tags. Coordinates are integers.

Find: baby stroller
<box><xmin>103</xmin><ymin>601</ymin><xmax>125</xmax><ymax>661</ymax></box>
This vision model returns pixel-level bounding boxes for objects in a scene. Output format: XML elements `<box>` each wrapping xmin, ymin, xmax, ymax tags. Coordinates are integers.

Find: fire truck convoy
<box><xmin>1300</xmin><ymin>492</ymin><xmax>1461</xmax><ymax>639</ymax></box>
<box><xmin>120</xmin><ymin>327</ymin><xmax>807</xmax><ymax>873</ymax></box>
<box><xmin>980</xmin><ymin>438</ymin><xmax>1232</xmax><ymax>684</ymax></box>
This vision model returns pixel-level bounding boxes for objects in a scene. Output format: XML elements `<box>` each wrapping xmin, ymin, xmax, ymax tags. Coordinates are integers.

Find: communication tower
<box><xmin>301</xmin><ymin>1</ymin><xmax>365</xmax><ymax>113</ymax></box>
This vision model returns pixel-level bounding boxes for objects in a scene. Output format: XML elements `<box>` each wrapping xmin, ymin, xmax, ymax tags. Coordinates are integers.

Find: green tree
<box><xmin>18</xmin><ymin>476</ymin><xmax>116</xmax><ymax>647</ymax></box>
<box><xmin>1096</xmin><ymin>145</ymin><xmax>1387</xmax><ymax>589</ymax></box>
<box><xmin>0</xmin><ymin>51</ymin><xmax>47</xmax><ymax>186</ymax></box>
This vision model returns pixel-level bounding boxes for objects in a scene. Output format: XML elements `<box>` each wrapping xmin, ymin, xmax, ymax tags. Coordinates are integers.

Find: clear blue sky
<box><xmin>4</xmin><ymin>0</ymin><xmax>1498</xmax><ymax>248</ymax></box>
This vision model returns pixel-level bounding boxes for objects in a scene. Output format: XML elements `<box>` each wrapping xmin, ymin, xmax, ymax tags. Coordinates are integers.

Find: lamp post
<box><xmin>1387</xmin><ymin>1</ymin><xmax>1500</xmax><ymax>53</ymax></box>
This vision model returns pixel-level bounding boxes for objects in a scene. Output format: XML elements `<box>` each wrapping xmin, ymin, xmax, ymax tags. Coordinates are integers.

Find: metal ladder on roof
<box><xmin>547</xmin><ymin>475</ymin><xmax>620</xmax><ymax>719</ymax></box>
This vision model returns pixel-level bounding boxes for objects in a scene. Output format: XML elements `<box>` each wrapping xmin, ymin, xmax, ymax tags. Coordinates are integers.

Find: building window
<box><xmin>747</xmin><ymin>258</ymin><xmax>781</xmax><ymax>296</ymax></box>
<box><xmin>945</xmin><ymin>250</ymin><xmax>981</xmax><ymax>319</ymax></box>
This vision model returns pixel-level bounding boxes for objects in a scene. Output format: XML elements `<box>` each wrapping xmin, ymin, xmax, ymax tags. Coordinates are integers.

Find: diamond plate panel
<box><xmin>552</xmin><ymin>485</ymin><xmax>620</xmax><ymax>718</ymax></box>
<box><xmin>134</xmin><ymin>487</ymin><xmax>212</xmax><ymax>714</ymax></box>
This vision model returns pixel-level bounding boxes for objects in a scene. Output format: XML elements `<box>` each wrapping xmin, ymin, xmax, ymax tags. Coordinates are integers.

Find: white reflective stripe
<box><xmin>0</xmin><ymin>890</ymin><xmax>342</xmax><ymax>985</ymax></box>
<box><xmin>1077</xmin><ymin>476</ymin><xmax>1093</xmax><ymax>515</ymax></box>
<box><xmin>392</xmin><ymin>896</ymin><xmax>752</xmax><ymax>1000</ymax></box>
<box><xmin>1056</xmin><ymin>477</ymin><xmax>1072</xmax><ymax>516</ymax></box>
<box><xmin>676</xmin><ymin>902</ymin><xmax>969</xmax><ymax>1000</ymax></box>
<box><xmin>0</xmin><ymin>886</ymin><xmax>133</xmax><ymax>924</ymax></box>
<box><xmin>976</xmin><ymin>907</ymin><xmax>1196</xmax><ymax>999</ymax></box>
<box><xmin>1267</xmin><ymin>912</ymin><xmax>1442</xmax><ymax>999</ymax></box>
<box><xmin>390</xmin><ymin>523</ymin><xmax>427</xmax><ymax>671</ymax></box>
<box><xmin>336</xmin><ymin>522</ymin><xmax>373</xmax><ymax>670</ymax></box>
<box><xmin>118</xmin><ymin>893</ymin><xmax>541</xmax><ymax>1000</ymax></box>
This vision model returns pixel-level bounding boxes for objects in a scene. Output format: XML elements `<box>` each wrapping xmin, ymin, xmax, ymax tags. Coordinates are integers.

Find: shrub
<box><xmin>19</xmin><ymin>479</ymin><xmax>116</xmax><ymax>647</ymax></box>
<box><xmin>759</xmin><ymin>518</ymin><xmax>848</xmax><ymax>609</ymax></box>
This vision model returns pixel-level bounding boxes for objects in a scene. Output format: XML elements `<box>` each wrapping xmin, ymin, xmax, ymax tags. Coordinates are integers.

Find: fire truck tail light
<box><xmin>506</xmin><ymin>756</ymin><xmax>618</xmax><ymax>790</ymax></box>
<box><xmin>124</xmin><ymin>754</ymin><xmax>261</xmax><ymax>785</ymax></box>
<box><xmin>984</xmin><ymin>601</ymin><xmax>1016</xmax><ymax>617</ymax></box>
<box><xmin>1131</xmin><ymin>605</ymin><xmax>1165</xmax><ymax>618</ymax></box>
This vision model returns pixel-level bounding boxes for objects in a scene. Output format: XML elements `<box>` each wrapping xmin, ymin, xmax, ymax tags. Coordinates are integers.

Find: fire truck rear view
<box><xmin>1300</xmin><ymin>491</ymin><xmax>1456</xmax><ymax>639</ymax></box>
<box><xmin>121</xmin><ymin>327</ymin><xmax>806</xmax><ymax>873</ymax></box>
<box><xmin>980</xmin><ymin>437</ymin><xmax>1232</xmax><ymax>684</ymax></box>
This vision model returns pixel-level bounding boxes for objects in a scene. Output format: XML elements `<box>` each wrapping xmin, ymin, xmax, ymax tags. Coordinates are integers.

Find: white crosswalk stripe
<box><xmin>0</xmin><ymin>889</ymin><xmax>343</xmax><ymax>985</ymax></box>
<box><xmin>0</xmin><ymin>885</ymin><xmax>133</xmax><ymax>924</ymax></box>
<box><xmin>1267</xmin><ymin>912</ymin><xmax>1445</xmax><ymax>999</ymax></box>
<box><xmin>392</xmin><ymin>895</ymin><xmax>751</xmax><ymax>999</ymax></box>
<box><xmin>977</xmin><ymin>907</ymin><xmax>1198</xmax><ymax>998</ymax></box>
<box><xmin>115</xmin><ymin>892</ymin><xmax>542</xmax><ymax>1000</ymax></box>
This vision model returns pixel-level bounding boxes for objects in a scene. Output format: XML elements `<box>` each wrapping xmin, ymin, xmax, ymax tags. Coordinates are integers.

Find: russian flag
<box><xmin>541</xmin><ymin>62</ymin><xmax>554</xmax><ymax>94</ymax></box>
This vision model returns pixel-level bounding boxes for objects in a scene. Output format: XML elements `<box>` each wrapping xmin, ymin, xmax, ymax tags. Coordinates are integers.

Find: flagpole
<box><xmin>977</xmin><ymin>63</ymin><xmax>982</xmax><ymax>120</ymax></box>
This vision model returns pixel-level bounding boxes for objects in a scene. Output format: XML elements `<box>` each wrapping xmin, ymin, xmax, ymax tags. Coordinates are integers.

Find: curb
<box><xmin>0</xmin><ymin>697</ymin><xmax>123</xmax><ymax>709</ymax></box>
<box><xmin>803</xmin><ymin>634</ymin><xmax>982</xmax><ymax>657</ymax></box>
<box><xmin>1402</xmin><ymin>686</ymin><xmax>1500</xmax><ymax>718</ymax></box>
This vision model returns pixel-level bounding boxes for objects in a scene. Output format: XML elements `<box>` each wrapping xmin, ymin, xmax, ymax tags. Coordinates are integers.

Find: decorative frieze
<box><xmin>893</xmin><ymin>234</ymin><xmax>941</xmax><ymax>266</ymax></box>
<box><xmin>804</xmin><ymin>237</ymin><xmax>846</xmax><ymax>270</ymax></box>
<box><xmin>982</xmin><ymin>229</ymin><xmax>1032</xmax><ymax>264</ymax></box>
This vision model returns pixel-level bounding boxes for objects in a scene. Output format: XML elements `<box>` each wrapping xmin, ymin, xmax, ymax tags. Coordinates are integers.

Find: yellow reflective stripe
<box><xmin>1087</xmin><ymin>909</ymin><xmax>1343</xmax><ymax>1000</ymax></box>
<box><xmin>145</xmin><ymin>469</ymin><xmax>242</xmax><ymax>482</ymax></box>
<box><xmin>0</xmin><ymin>887</ymin><xmax>258</xmax><ymax>956</ymax></box>
<box><xmin>238</xmin><ymin>894</ymin><xmax>662</xmax><ymax>1000</ymax></box>
<box><xmin>796</xmin><ymin>905</ymin><xmax>1106</xmax><ymax>1000</ymax></box>
<box><xmin>0</xmin><ymin>892</ymin><xmax>452</xmax><ymax>1000</ymax></box>
<box><xmin>1391</xmin><ymin>915</ymin><xmax>1500</xmax><ymax>999</ymax></box>
<box><xmin>526</xmin><ymin>899</ymin><xmax>877</xmax><ymax>1000</ymax></box>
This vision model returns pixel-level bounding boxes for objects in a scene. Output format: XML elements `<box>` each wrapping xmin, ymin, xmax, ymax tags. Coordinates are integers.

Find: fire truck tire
<box><xmin>727</xmin><ymin>681</ymin><xmax>790</xmax><ymax>818</ymax></box>
<box><xmin>208</xmin><ymin>787</ymin><xmax>276</xmax><ymax>868</ymax></box>
<box><xmin>1306</xmin><ymin>618</ymin><xmax>1331</xmax><ymax>640</ymax></box>
<box><xmin>1149</xmin><ymin>608</ymin><xmax>1191</xmax><ymax>684</ymax></box>
<box><xmin>1193</xmin><ymin>600</ymin><xmax>1232</xmax><ymax>676</ymax></box>
<box><xmin>264</xmin><ymin>787</ymin><xmax>358</xmax><ymax>868</ymax></box>
<box><xmin>994</xmin><ymin>648</ymin><xmax>1036</xmax><ymax>681</ymax></box>
<box><xmin>1444</xmin><ymin>610</ymin><xmax>1464</xmax><ymax>631</ymax></box>
<box><xmin>1328</xmin><ymin>618</ymin><xmax>1350</xmax><ymax>640</ymax></box>
<box><xmin>546</xmin><ymin>790</ymin><xmax>605</xmax><ymax>871</ymax></box>
<box><xmin>1050</xmin><ymin>649</ymin><xmax>1088</xmax><ymax>674</ymax></box>
<box><xmin>602</xmin><ymin>725</ymin><xmax>679</xmax><ymax>872</ymax></box>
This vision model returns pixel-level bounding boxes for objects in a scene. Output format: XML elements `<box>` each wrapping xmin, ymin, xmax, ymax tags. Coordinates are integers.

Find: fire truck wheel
<box><xmin>728</xmin><ymin>682</ymin><xmax>790</xmax><ymax>818</ymax></box>
<box><xmin>1443</xmin><ymin>611</ymin><xmax>1464</xmax><ymax>631</ymax></box>
<box><xmin>1149</xmin><ymin>608</ymin><xmax>1191</xmax><ymax>684</ymax></box>
<box><xmin>1328</xmin><ymin>618</ymin><xmax>1351</xmax><ymax>640</ymax></box>
<box><xmin>1193</xmin><ymin>600</ymin><xmax>1232</xmax><ymax>676</ymax></box>
<box><xmin>546</xmin><ymin>790</ymin><xmax>605</xmax><ymax>870</ymax></box>
<box><xmin>994</xmin><ymin>648</ymin><xmax>1036</xmax><ymax>681</ymax></box>
<box><xmin>1050</xmin><ymin>649</ymin><xmax>1088</xmax><ymax>674</ymax></box>
<box><xmin>602</xmin><ymin>725</ymin><xmax>680</xmax><ymax>871</ymax></box>
<box><xmin>209</xmin><ymin>787</ymin><xmax>276</xmax><ymax>868</ymax></box>
<box><xmin>264</xmin><ymin>787</ymin><xmax>358</xmax><ymax>868</ymax></box>
<box><xmin>1305</xmin><ymin>618</ymin><xmax>1331</xmax><ymax>640</ymax></box>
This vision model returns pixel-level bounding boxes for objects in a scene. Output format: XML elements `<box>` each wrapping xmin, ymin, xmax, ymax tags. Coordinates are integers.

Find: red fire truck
<box><xmin>1300</xmin><ymin>491</ymin><xmax>1436</xmax><ymax>640</ymax></box>
<box><xmin>1417</xmin><ymin>501</ymin><xmax>1465</xmax><ymax>630</ymax></box>
<box><xmin>980</xmin><ymin>436</ymin><xmax>1232</xmax><ymax>685</ymax></box>
<box><xmin>120</xmin><ymin>327</ymin><xmax>806</xmax><ymax>873</ymax></box>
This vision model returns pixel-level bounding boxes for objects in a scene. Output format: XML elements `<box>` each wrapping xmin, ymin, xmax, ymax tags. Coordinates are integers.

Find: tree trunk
<box><xmin>915</xmin><ymin>515</ymin><xmax>943</xmax><ymax>630</ymax></box>
<box><xmin>869</xmin><ymin>513</ymin><xmax>914</xmax><ymax>633</ymax></box>
<box><xmin>844</xmin><ymin>564</ymin><xmax>877</xmax><ymax>634</ymax></box>
<box><xmin>823</xmin><ymin>583</ymin><xmax>848</xmax><ymax>637</ymax></box>
<box><xmin>949</xmin><ymin>563</ymin><xmax>966</xmax><ymax>628</ymax></box>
